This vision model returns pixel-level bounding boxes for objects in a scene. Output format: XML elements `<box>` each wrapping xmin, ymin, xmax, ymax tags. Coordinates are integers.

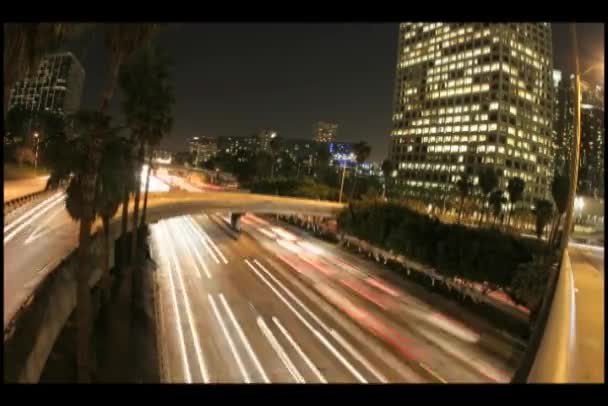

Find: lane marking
<box><xmin>182</xmin><ymin>216</ymin><xmax>220</xmax><ymax>264</ymax></box>
<box><xmin>244</xmin><ymin>259</ymin><xmax>367</xmax><ymax>383</ymax></box>
<box><xmin>162</xmin><ymin>221</ymin><xmax>210</xmax><ymax>383</ymax></box>
<box><xmin>4</xmin><ymin>195</ymin><xmax>66</xmax><ymax>244</ymax></box>
<box><xmin>189</xmin><ymin>215</ymin><xmax>228</xmax><ymax>264</ymax></box>
<box><xmin>272</xmin><ymin>316</ymin><xmax>327</xmax><ymax>383</ymax></box>
<box><xmin>208</xmin><ymin>294</ymin><xmax>250</xmax><ymax>383</ymax></box>
<box><xmin>176</xmin><ymin>217</ymin><xmax>212</xmax><ymax>279</ymax></box>
<box><xmin>219</xmin><ymin>293</ymin><xmax>270</xmax><ymax>383</ymax></box>
<box><xmin>4</xmin><ymin>191</ymin><xmax>63</xmax><ymax>232</ymax></box>
<box><xmin>153</xmin><ymin>224</ymin><xmax>192</xmax><ymax>383</ymax></box>
<box><xmin>329</xmin><ymin>329</ymin><xmax>388</xmax><ymax>383</ymax></box>
<box><xmin>257</xmin><ymin>316</ymin><xmax>304</xmax><ymax>383</ymax></box>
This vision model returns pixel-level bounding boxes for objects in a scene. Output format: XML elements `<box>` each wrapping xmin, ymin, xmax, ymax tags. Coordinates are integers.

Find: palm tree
<box><xmin>489</xmin><ymin>189</ymin><xmax>507</xmax><ymax>226</ymax></box>
<box><xmin>549</xmin><ymin>173</ymin><xmax>570</xmax><ymax>248</ymax></box>
<box><xmin>4</xmin><ymin>23</ymin><xmax>87</xmax><ymax>118</ymax></box>
<box><xmin>477</xmin><ymin>167</ymin><xmax>499</xmax><ymax>226</ymax></box>
<box><xmin>381</xmin><ymin>159</ymin><xmax>394</xmax><ymax>198</ymax></box>
<box><xmin>456</xmin><ymin>174</ymin><xmax>473</xmax><ymax>224</ymax></box>
<box><xmin>349</xmin><ymin>141</ymin><xmax>372</xmax><ymax>200</ymax></box>
<box><xmin>506</xmin><ymin>177</ymin><xmax>526</xmax><ymax>228</ymax></box>
<box><xmin>72</xmin><ymin>24</ymin><xmax>161</xmax><ymax>383</ymax></box>
<box><xmin>533</xmin><ymin>199</ymin><xmax>554</xmax><ymax>240</ymax></box>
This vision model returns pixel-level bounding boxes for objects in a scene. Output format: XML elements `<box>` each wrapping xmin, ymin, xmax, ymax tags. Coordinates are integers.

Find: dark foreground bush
<box><xmin>338</xmin><ymin>200</ymin><xmax>541</xmax><ymax>297</ymax></box>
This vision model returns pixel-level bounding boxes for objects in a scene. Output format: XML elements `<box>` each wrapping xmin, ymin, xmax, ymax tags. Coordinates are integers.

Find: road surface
<box><xmin>3</xmin><ymin>191</ymin><xmax>78</xmax><ymax>328</ymax></box>
<box><xmin>568</xmin><ymin>244</ymin><xmax>604</xmax><ymax>383</ymax></box>
<box><xmin>150</xmin><ymin>213</ymin><xmax>524</xmax><ymax>383</ymax></box>
<box><xmin>4</xmin><ymin>176</ymin><xmax>49</xmax><ymax>202</ymax></box>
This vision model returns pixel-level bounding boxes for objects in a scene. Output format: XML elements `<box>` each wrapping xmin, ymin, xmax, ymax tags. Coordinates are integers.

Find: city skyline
<box><xmin>64</xmin><ymin>23</ymin><xmax>603</xmax><ymax>161</ymax></box>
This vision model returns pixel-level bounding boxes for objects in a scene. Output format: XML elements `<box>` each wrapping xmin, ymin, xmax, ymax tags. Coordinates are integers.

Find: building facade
<box><xmin>552</xmin><ymin>72</ymin><xmax>604</xmax><ymax>198</ymax></box>
<box><xmin>8</xmin><ymin>52</ymin><xmax>85</xmax><ymax>116</ymax></box>
<box><xmin>189</xmin><ymin>136</ymin><xmax>218</xmax><ymax>166</ymax></box>
<box><xmin>389</xmin><ymin>23</ymin><xmax>554</xmax><ymax>205</ymax></box>
<box><xmin>313</xmin><ymin>121</ymin><xmax>338</xmax><ymax>143</ymax></box>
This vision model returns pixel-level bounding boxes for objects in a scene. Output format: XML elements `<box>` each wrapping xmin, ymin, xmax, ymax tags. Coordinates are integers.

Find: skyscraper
<box><xmin>8</xmin><ymin>52</ymin><xmax>85</xmax><ymax>116</ymax></box>
<box><xmin>389</xmin><ymin>23</ymin><xmax>554</xmax><ymax>205</ymax></box>
<box><xmin>552</xmin><ymin>72</ymin><xmax>604</xmax><ymax>198</ymax></box>
<box><xmin>313</xmin><ymin>121</ymin><xmax>338</xmax><ymax>143</ymax></box>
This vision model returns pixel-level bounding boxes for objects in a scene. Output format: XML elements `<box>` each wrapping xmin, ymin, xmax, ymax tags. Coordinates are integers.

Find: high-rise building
<box><xmin>189</xmin><ymin>136</ymin><xmax>217</xmax><ymax>166</ymax></box>
<box><xmin>389</xmin><ymin>23</ymin><xmax>554</xmax><ymax>205</ymax></box>
<box><xmin>8</xmin><ymin>52</ymin><xmax>85</xmax><ymax>116</ymax></box>
<box><xmin>313</xmin><ymin>121</ymin><xmax>338</xmax><ymax>143</ymax></box>
<box><xmin>552</xmin><ymin>72</ymin><xmax>605</xmax><ymax>198</ymax></box>
<box><xmin>254</xmin><ymin>129</ymin><xmax>277</xmax><ymax>152</ymax></box>
<box><xmin>579</xmin><ymin>81</ymin><xmax>604</xmax><ymax>197</ymax></box>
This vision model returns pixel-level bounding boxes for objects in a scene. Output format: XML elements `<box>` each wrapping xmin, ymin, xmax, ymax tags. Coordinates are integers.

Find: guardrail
<box><xmin>511</xmin><ymin>249</ymin><xmax>576</xmax><ymax>383</ymax></box>
<box><xmin>3</xmin><ymin>188</ymin><xmax>55</xmax><ymax>218</ymax></box>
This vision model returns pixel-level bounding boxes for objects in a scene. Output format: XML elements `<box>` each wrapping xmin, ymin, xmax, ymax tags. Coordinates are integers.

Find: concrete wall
<box><xmin>4</xmin><ymin>231</ymin><xmax>107</xmax><ymax>383</ymax></box>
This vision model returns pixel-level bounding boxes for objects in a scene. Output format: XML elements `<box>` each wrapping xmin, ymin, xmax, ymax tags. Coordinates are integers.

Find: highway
<box><xmin>151</xmin><ymin>213</ymin><xmax>524</xmax><ymax>383</ymax></box>
<box><xmin>3</xmin><ymin>191</ymin><xmax>78</xmax><ymax>328</ymax></box>
<box><xmin>568</xmin><ymin>244</ymin><xmax>604</xmax><ymax>383</ymax></box>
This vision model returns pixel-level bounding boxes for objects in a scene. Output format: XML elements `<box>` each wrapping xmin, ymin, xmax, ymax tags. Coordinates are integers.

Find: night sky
<box><xmin>64</xmin><ymin>23</ymin><xmax>604</xmax><ymax>161</ymax></box>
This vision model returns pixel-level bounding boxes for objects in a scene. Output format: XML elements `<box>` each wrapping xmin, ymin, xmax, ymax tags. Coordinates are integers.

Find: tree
<box><xmin>73</xmin><ymin>24</ymin><xmax>161</xmax><ymax>383</ymax></box>
<box><xmin>14</xmin><ymin>145</ymin><xmax>35</xmax><ymax>166</ymax></box>
<box><xmin>5</xmin><ymin>105</ymin><xmax>33</xmax><ymax>146</ymax></box>
<box><xmin>489</xmin><ymin>189</ymin><xmax>507</xmax><ymax>226</ymax></box>
<box><xmin>381</xmin><ymin>159</ymin><xmax>394</xmax><ymax>198</ymax></box>
<box><xmin>456</xmin><ymin>174</ymin><xmax>473</xmax><ymax>224</ymax></box>
<box><xmin>349</xmin><ymin>141</ymin><xmax>372</xmax><ymax>200</ymax></box>
<box><xmin>254</xmin><ymin>150</ymin><xmax>274</xmax><ymax>179</ymax></box>
<box><xmin>549</xmin><ymin>173</ymin><xmax>570</xmax><ymax>247</ymax></box>
<box><xmin>314</xmin><ymin>143</ymin><xmax>331</xmax><ymax>179</ymax></box>
<box><xmin>477</xmin><ymin>166</ymin><xmax>499</xmax><ymax>226</ymax></box>
<box><xmin>533</xmin><ymin>199</ymin><xmax>554</xmax><ymax>240</ymax></box>
<box><xmin>506</xmin><ymin>177</ymin><xmax>526</xmax><ymax>228</ymax></box>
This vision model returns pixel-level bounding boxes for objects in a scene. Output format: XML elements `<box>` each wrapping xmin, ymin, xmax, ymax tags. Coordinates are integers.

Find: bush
<box><xmin>245</xmin><ymin>177</ymin><xmax>339</xmax><ymax>201</ymax></box>
<box><xmin>338</xmin><ymin>200</ymin><xmax>540</xmax><ymax>298</ymax></box>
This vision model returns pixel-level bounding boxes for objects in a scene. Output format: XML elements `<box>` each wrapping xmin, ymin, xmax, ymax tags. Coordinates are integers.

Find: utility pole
<box><xmin>338</xmin><ymin>161</ymin><xmax>347</xmax><ymax>203</ymax></box>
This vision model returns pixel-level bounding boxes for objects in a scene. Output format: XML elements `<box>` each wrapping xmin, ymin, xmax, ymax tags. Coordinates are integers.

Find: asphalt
<box><xmin>150</xmin><ymin>213</ymin><xmax>523</xmax><ymax>383</ymax></box>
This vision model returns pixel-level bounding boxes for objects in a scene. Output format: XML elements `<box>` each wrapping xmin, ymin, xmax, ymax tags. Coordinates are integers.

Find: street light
<box><xmin>560</xmin><ymin>23</ymin><xmax>604</xmax><ymax>251</ymax></box>
<box><xmin>33</xmin><ymin>132</ymin><xmax>40</xmax><ymax>173</ymax></box>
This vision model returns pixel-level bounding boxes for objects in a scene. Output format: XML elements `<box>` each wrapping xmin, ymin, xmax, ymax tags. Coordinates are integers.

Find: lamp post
<box><xmin>33</xmin><ymin>132</ymin><xmax>40</xmax><ymax>173</ymax></box>
<box><xmin>559</xmin><ymin>23</ymin><xmax>604</xmax><ymax>252</ymax></box>
<box><xmin>338</xmin><ymin>161</ymin><xmax>347</xmax><ymax>203</ymax></box>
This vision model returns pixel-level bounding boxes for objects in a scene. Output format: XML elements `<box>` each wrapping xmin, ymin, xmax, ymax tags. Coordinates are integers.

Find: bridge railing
<box><xmin>511</xmin><ymin>249</ymin><xmax>577</xmax><ymax>383</ymax></box>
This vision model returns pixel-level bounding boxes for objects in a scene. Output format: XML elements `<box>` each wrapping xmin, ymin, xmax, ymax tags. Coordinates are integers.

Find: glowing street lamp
<box><xmin>33</xmin><ymin>132</ymin><xmax>40</xmax><ymax>172</ymax></box>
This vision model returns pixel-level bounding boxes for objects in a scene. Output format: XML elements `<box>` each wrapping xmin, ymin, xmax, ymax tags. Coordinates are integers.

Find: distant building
<box><xmin>152</xmin><ymin>149</ymin><xmax>173</xmax><ymax>165</ymax></box>
<box><xmin>189</xmin><ymin>136</ymin><xmax>217</xmax><ymax>166</ymax></box>
<box><xmin>254</xmin><ymin>129</ymin><xmax>277</xmax><ymax>152</ymax></box>
<box><xmin>8</xmin><ymin>52</ymin><xmax>85</xmax><ymax>116</ymax></box>
<box><xmin>328</xmin><ymin>142</ymin><xmax>356</xmax><ymax>167</ymax></box>
<box><xmin>217</xmin><ymin>130</ymin><xmax>278</xmax><ymax>156</ymax></box>
<box><xmin>313</xmin><ymin>121</ymin><xmax>338</xmax><ymax>143</ymax></box>
<box><xmin>553</xmin><ymin>72</ymin><xmax>605</xmax><ymax>197</ymax></box>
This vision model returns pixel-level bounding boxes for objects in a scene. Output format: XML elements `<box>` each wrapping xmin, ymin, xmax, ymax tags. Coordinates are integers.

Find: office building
<box><xmin>189</xmin><ymin>136</ymin><xmax>217</xmax><ymax>166</ymax></box>
<box><xmin>8</xmin><ymin>52</ymin><xmax>85</xmax><ymax>116</ymax></box>
<box><xmin>152</xmin><ymin>149</ymin><xmax>173</xmax><ymax>164</ymax></box>
<box><xmin>313</xmin><ymin>121</ymin><xmax>338</xmax><ymax>143</ymax></box>
<box><xmin>389</xmin><ymin>23</ymin><xmax>554</xmax><ymax>204</ymax></box>
<box><xmin>553</xmin><ymin>72</ymin><xmax>605</xmax><ymax>198</ymax></box>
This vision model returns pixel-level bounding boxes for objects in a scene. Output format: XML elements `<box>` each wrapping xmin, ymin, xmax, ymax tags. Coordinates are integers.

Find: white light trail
<box><xmin>272</xmin><ymin>316</ymin><xmax>327</xmax><ymax>383</ymax></box>
<box><xmin>4</xmin><ymin>191</ymin><xmax>63</xmax><ymax>232</ymax></box>
<box><xmin>176</xmin><ymin>217</ymin><xmax>212</xmax><ymax>279</ymax></box>
<box><xmin>219</xmin><ymin>294</ymin><xmax>270</xmax><ymax>383</ymax></box>
<box><xmin>4</xmin><ymin>194</ymin><xmax>66</xmax><ymax>243</ymax></box>
<box><xmin>161</xmin><ymin>221</ymin><xmax>210</xmax><ymax>383</ymax></box>
<box><xmin>188</xmin><ymin>216</ymin><xmax>228</xmax><ymax>264</ymax></box>
<box><xmin>208</xmin><ymin>294</ymin><xmax>250</xmax><ymax>383</ymax></box>
<box><xmin>257</xmin><ymin>316</ymin><xmax>304</xmax><ymax>383</ymax></box>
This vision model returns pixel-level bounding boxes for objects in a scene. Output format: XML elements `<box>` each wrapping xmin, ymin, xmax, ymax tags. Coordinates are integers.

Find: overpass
<box><xmin>3</xmin><ymin>190</ymin><xmax>343</xmax><ymax>382</ymax></box>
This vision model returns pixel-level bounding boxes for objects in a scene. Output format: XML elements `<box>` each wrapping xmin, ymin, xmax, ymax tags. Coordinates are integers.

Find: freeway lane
<box><xmin>3</xmin><ymin>191</ymin><xmax>79</xmax><ymax>328</ymax></box>
<box><xmin>151</xmin><ymin>213</ymin><xmax>522</xmax><ymax>383</ymax></box>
